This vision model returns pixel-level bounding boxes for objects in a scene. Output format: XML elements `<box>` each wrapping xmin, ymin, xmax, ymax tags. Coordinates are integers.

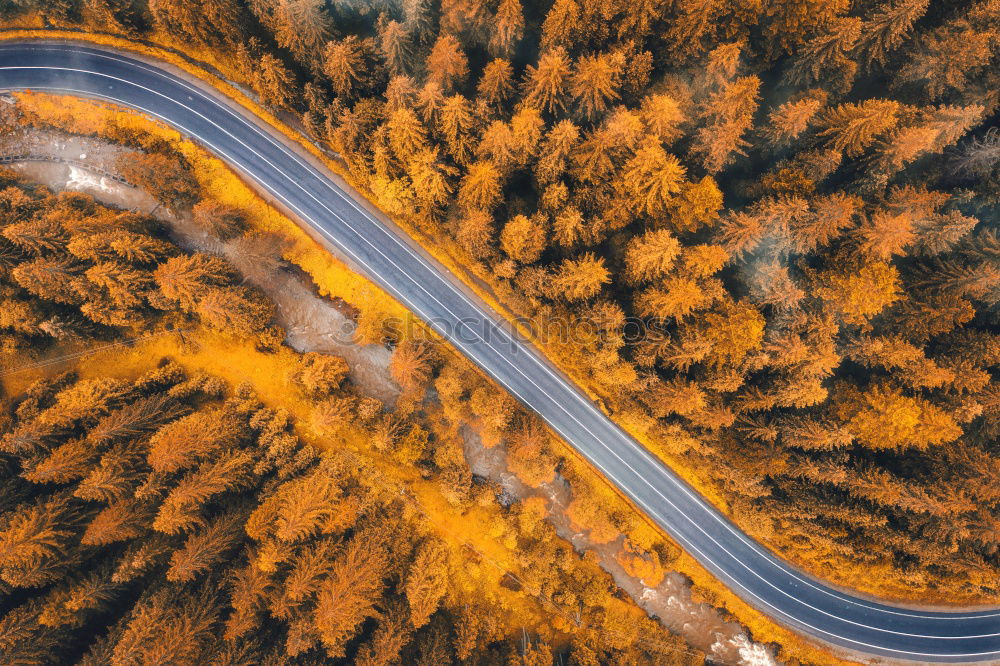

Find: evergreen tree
<box><xmin>523</xmin><ymin>48</ymin><xmax>572</xmax><ymax>115</ymax></box>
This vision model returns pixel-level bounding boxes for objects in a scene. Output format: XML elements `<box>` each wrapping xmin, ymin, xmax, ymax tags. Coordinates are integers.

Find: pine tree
<box><xmin>640</xmin><ymin>93</ymin><xmax>685</xmax><ymax>144</ymax></box>
<box><xmin>116</xmin><ymin>153</ymin><xmax>200</xmax><ymax>210</ymax></box>
<box><xmin>289</xmin><ymin>352</ymin><xmax>349</xmax><ymax>398</ymax></box>
<box><xmin>535</xmin><ymin>119</ymin><xmax>580</xmax><ymax>184</ymax></box>
<box><xmin>407</xmin><ymin>148</ymin><xmax>456</xmax><ymax>214</ymax></box>
<box><xmin>614</xmin><ymin>0</ymin><xmax>669</xmax><ymax>40</ymax></box>
<box><xmin>438</xmin><ymin>94</ymin><xmax>476</xmax><ymax>164</ymax></box>
<box><xmin>551</xmin><ymin>253</ymin><xmax>610</xmax><ymax>301</ymax></box>
<box><xmin>11</xmin><ymin>257</ymin><xmax>85</xmax><ymax>305</ymax></box>
<box><xmin>38</xmin><ymin>564</ymin><xmax>119</xmax><ymax>629</ymax></box>
<box><xmin>540</xmin><ymin>0</ymin><xmax>582</xmax><ymax>51</ymax></box>
<box><xmin>885</xmin><ymin>291</ymin><xmax>974</xmax><ymax>342</ymax></box>
<box><xmin>950</xmin><ymin>127</ymin><xmax>1000</xmax><ymax>179</ymax></box>
<box><xmin>500</xmin><ymin>214</ymin><xmax>547</xmax><ymax>264</ymax></box>
<box><xmin>166</xmin><ymin>511</ymin><xmax>243</xmax><ymax>582</ymax></box>
<box><xmin>402</xmin><ymin>0</ymin><xmax>436</xmax><ymax>42</ymax></box>
<box><xmin>0</xmin><ymin>297</ymin><xmax>44</xmax><ymax>336</ymax></box>
<box><xmin>272</xmin><ymin>0</ymin><xmax>331</xmax><ymax>67</ymax></box>
<box><xmin>261</xmin><ymin>470</ymin><xmax>345</xmax><ymax>543</ymax></box>
<box><xmin>385</xmin><ymin>75</ymin><xmax>418</xmax><ymax>114</ymax></box>
<box><xmin>201</xmin><ymin>0</ymin><xmax>244</xmax><ymax>44</ymax></box>
<box><xmin>280</xmin><ymin>538</ymin><xmax>335</xmax><ymax>606</ymax></box>
<box><xmin>404</xmin><ymin>540</ymin><xmax>448</xmax><ymax>629</ymax></box>
<box><xmin>459</xmin><ymin>161</ymin><xmax>503</xmax><ymax>211</ymax></box>
<box><xmin>387</xmin><ymin>107</ymin><xmax>429</xmax><ymax>163</ymax></box>
<box><xmin>747</xmin><ymin>260</ymin><xmax>805</xmax><ymax>309</ymax></box>
<box><xmin>81</xmin><ymin>500</ymin><xmax>149</xmax><ymax>546</ymax></box>
<box><xmin>85</xmin><ymin>262</ymin><xmax>151</xmax><ymax>307</ymax></box>
<box><xmin>622</xmin><ymin>137</ymin><xmax>687</xmax><ymax>216</ymax></box>
<box><xmin>780</xmin><ymin>418</ymin><xmax>853</xmax><ymax>451</ymax></box>
<box><xmin>0</xmin><ymin>494</ymin><xmax>81</xmax><ymax>588</ymax></box>
<box><xmin>2</xmin><ymin>218</ymin><xmax>69</xmax><ymax>255</ymax></box>
<box><xmin>147</xmin><ymin>409</ymin><xmax>239</xmax><ymax>474</ymax></box>
<box><xmin>761</xmin><ymin>0</ymin><xmax>851</xmax><ymax>56</ymax></box>
<box><xmin>922</xmin><ymin>105</ymin><xmax>986</xmax><ymax>152</ymax></box>
<box><xmin>815</xmin><ymin>259</ymin><xmax>902</xmax><ymax>324</ymax></box>
<box><xmin>703</xmin><ymin>41</ymin><xmax>742</xmax><ymax>83</ymax></box>
<box><xmin>356</xmin><ymin>602</ymin><xmax>413</xmax><ymax>666</ymax></box>
<box><xmin>74</xmin><ymin>444</ymin><xmax>145</xmax><ymax>504</ymax></box>
<box><xmin>570</xmin><ymin>52</ymin><xmax>622</xmax><ymax>120</ymax></box>
<box><xmin>875</xmin><ymin>105</ymin><xmax>985</xmax><ymax>176</ymax></box>
<box><xmin>787</xmin><ymin>192</ymin><xmax>859</xmax><ymax>254</ymax></box>
<box><xmin>664</xmin><ymin>0</ymin><xmax>723</xmax><ymax>58</ymax></box>
<box><xmin>390</xmin><ymin>341</ymin><xmax>436</xmax><ymax>394</ymax></box>
<box><xmin>489</xmin><ymin>0</ymin><xmax>524</xmax><ymax>58</ymax></box>
<box><xmin>855</xmin><ymin>0</ymin><xmax>929</xmax><ymax>65</ymax></box>
<box><xmin>0</xmin><ymin>599</ymin><xmax>65</xmax><ymax>663</ymax></box>
<box><xmin>154</xmin><ymin>253</ymin><xmax>233</xmax><ymax>310</ymax></box>
<box><xmin>425</xmin><ymin>33</ymin><xmax>469</xmax><ymax>91</ymax></box>
<box><xmin>552</xmin><ymin>206</ymin><xmax>585</xmax><ymax>248</ymax></box>
<box><xmin>523</xmin><ymin>48</ymin><xmax>572</xmax><ymax>115</ymax></box>
<box><xmin>912</xmin><ymin>210</ymin><xmax>978</xmax><ymax>256</ymax></box>
<box><xmin>439</xmin><ymin>0</ymin><xmax>491</xmax><ymax>40</ymax></box>
<box><xmin>702</xmin><ymin>75</ymin><xmax>761</xmax><ymax>124</ymax></box>
<box><xmin>414</xmin><ymin>81</ymin><xmax>445</xmax><ymax>126</ymax></box>
<box><xmin>571</xmin><ymin>108</ymin><xmax>643</xmax><ymax>183</ymax></box>
<box><xmin>323</xmin><ymin>37</ymin><xmax>365</xmax><ymax>100</ymax></box>
<box><xmin>153</xmin><ymin>450</ymin><xmax>253</xmax><ymax>534</ymax></box>
<box><xmin>911</xmin><ymin>258</ymin><xmax>1000</xmax><ymax>301</ymax></box>
<box><xmin>624</xmin><ymin>229</ymin><xmax>681</xmax><ymax>283</ymax></box>
<box><xmin>477</xmin><ymin>121</ymin><xmax>517</xmax><ymax>171</ymax></box>
<box><xmin>671</xmin><ymin>176</ymin><xmax>724</xmax><ymax>233</ymax></box>
<box><xmin>786</xmin><ymin>17</ymin><xmax>861</xmax><ymax>89</ymax></box>
<box><xmin>477</xmin><ymin>58</ymin><xmax>515</xmax><ymax>109</ymax></box>
<box><xmin>68</xmin><ymin>230</ymin><xmax>175</xmax><ymax>266</ymax></box>
<box><xmin>715</xmin><ymin>210</ymin><xmax>766</xmax><ymax>257</ymax></box>
<box><xmin>846</xmin><ymin>334</ymin><xmax>955</xmax><ymax>389</ymax></box>
<box><xmin>148</xmin><ymin>0</ymin><xmax>217</xmax><ymax>46</ymax></box>
<box><xmin>256</xmin><ymin>53</ymin><xmax>297</xmax><ymax>109</ymax></box>
<box><xmin>379</xmin><ymin>20</ymin><xmax>413</xmax><ymax>77</ymax></box>
<box><xmin>224</xmin><ymin>561</ymin><xmax>272</xmax><ymax>640</ymax></box>
<box><xmin>844</xmin><ymin>383</ymin><xmax>960</xmax><ymax>450</ymax></box>
<box><xmin>819</xmin><ymin>99</ymin><xmax>902</xmax><ymax>157</ymax></box>
<box><xmin>111</xmin><ymin>587</ymin><xmax>220</xmax><ymax>665</ymax></box>
<box><xmin>0</xmin><ymin>185</ymin><xmax>39</xmax><ymax>223</ymax></box>
<box><xmin>313</xmin><ymin>537</ymin><xmax>387</xmax><ymax>658</ymax></box>
<box><xmin>456</xmin><ymin>208</ymin><xmax>496</xmax><ymax>259</ymax></box>
<box><xmin>693</xmin><ymin>76</ymin><xmax>760</xmax><ymax>172</ymax></box>
<box><xmin>510</xmin><ymin>107</ymin><xmax>545</xmax><ymax>162</ymax></box>
<box><xmin>896</xmin><ymin>20</ymin><xmax>994</xmax><ymax>99</ymax></box>
<box><xmin>765</xmin><ymin>94</ymin><xmax>825</xmax><ymax>146</ymax></box>
<box><xmin>856</xmin><ymin>210</ymin><xmax>914</xmax><ymax>259</ymax></box>
<box><xmin>695</xmin><ymin>300</ymin><xmax>766</xmax><ymax>368</ymax></box>
<box><xmin>21</xmin><ymin>439</ymin><xmax>94</xmax><ymax>485</ymax></box>
<box><xmin>635</xmin><ymin>278</ymin><xmax>714</xmax><ymax>321</ymax></box>
<box><xmin>81</xmin><ymin>0</ymin><xmax>142</xmax><ymax>31</ymax></box>
<box><xmin>194</xmin><ymin>286</ymin><xmax>274</xmax><ymax>335</ymax></box>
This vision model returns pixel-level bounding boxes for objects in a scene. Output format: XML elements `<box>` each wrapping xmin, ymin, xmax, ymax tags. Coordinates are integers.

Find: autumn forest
<box><xmin>0</xmin><ymin>0</ymin><xmax>999</xmax><ymax>664</ymax></box>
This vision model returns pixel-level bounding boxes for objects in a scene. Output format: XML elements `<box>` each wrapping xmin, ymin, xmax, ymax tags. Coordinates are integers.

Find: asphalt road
<box><xmin>1</xmin><ymin>42</ymin><xmax>998</xmax><ymax>663</ymax></box>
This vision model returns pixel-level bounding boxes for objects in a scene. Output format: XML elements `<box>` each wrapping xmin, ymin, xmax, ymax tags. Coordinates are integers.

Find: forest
<box><xmin>0</xmin><ymin>0</ymin><xmax>999</xmax><ymax>659</ymax></box>
<box><xmin>0</xmin><ymin>172</ymin><xmax>706</xmax><ymax>664</ymax></box>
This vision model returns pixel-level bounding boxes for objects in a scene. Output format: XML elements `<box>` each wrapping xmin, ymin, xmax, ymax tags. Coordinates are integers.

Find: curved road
<box><xmin>1</xmin><ymin>42</ymin><xmax>998</xmax><ymax>663</ymax></box>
